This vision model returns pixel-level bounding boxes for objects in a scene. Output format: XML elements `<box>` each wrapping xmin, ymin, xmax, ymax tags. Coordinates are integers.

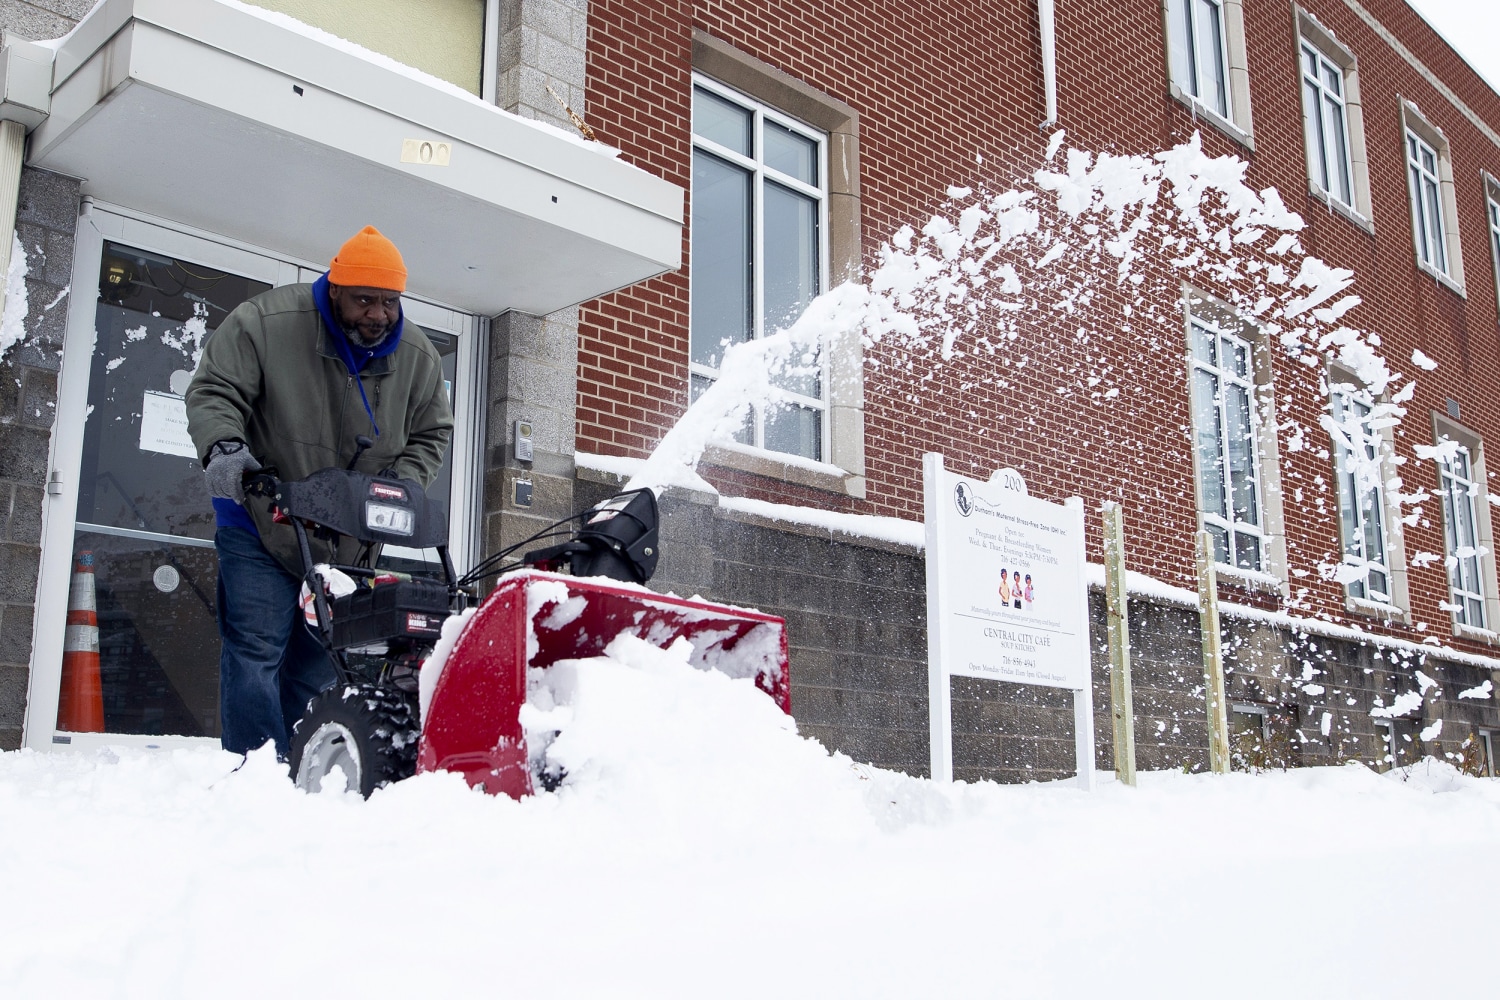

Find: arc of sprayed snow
<box><xmin>625</xmin><ymin>283</ymin><xmax>877</xmax><ymax>495</ymax></box>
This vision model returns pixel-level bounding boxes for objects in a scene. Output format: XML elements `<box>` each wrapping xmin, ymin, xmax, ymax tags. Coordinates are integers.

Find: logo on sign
<box><xmin>371</xmin><ymin>483</ymin><xmax>406</xmax><ymax>501</ymax></box>
<box><xmin>954</xmin><ymin>482</ymin><xmax>974</xmax><ymax>517</ymax></box>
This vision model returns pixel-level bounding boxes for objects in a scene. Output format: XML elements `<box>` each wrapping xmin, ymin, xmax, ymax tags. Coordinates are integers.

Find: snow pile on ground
<box><xmin>4</xmin><ymin>639</ymin><xmax>1500</xmax><ymax>997</ymax></box>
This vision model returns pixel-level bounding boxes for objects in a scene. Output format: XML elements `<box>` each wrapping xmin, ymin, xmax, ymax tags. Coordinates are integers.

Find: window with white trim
<box><xmin>1300</xmin><ymin>43</ymin><xmax>1354</xmax><ymax>208</ymax></box>
<box><xmin>1167</xmin><ymin>0</ymin><xmax>1231</xmax><ymax>118</ymax></box>
<box><xmin>1372</xmin><ymin>718</ymin><xmax>1420</xmax><ymax>770</ymax></box>
<box><xmin>1328</xmin><ymin>385</ymin><xmax>1393</xmax><ymax>604</ymax></box>
<box><xmin>1408</xmin><ymin>131</ymin><xmax>1447</xmax><ymax>273</ymax></box>
<box><xmin>1481</xmin><ymin>729</ymin><xmax>1499</xmax><ymax>777</ymax></box>
<box><xmin>1486</xmin><ymin>180</ymin><xmax>1500</xmax><ymax>311</ymax></box>
<box><xmin>1402</xmin><ymin>105</ymin><xmax>1465</xmax><ymax>287</ymax></box>
<box><xmin>1293</xmin><ymin>12</ymin><xmax>1373</xmax><ymax>226</ymax></box>
<box><xmin>1436</xmin><ymin>438</ymin><xmax>1488</xmax><ymax>629</ymax></box>
<box><xmin>1188</xmin><ymin>318</ymin><xmax>1266</xmax><ymax>572</ymax></box>
<box><xmin>1164</xmin><ymin>0</ymin><xmax>1252</xmax><ymax>141</ymax></box>
<box><xmin>690</xmin><ymin>75</ymin><xmax>828</xmax><ymax>461</ymax></box>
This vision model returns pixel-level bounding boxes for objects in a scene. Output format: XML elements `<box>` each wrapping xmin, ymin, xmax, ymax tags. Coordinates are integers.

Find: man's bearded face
<box><xmin>330</xmin><ymin>285</ymin><xmax>401</xmax><ymax>344</ymax></box>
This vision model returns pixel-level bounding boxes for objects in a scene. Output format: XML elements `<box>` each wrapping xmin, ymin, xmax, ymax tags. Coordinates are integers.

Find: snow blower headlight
<box><xmin>365</xmin><ymin>501</ymin><xmax>415</xmax><ymax>537</ymax></box>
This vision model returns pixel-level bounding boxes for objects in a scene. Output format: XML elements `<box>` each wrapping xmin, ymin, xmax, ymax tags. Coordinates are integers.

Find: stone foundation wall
<box><xmin>579</xmin><ymin>472</ymin><xmax>1500</xmax><ymax>781</ymax></box>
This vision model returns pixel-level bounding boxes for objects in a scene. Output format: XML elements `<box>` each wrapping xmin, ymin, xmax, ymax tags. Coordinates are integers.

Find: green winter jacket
<box><xmin>185</xmin><ymin>282</ymin><xmax>454</xmax><ymax>573</ymax></box>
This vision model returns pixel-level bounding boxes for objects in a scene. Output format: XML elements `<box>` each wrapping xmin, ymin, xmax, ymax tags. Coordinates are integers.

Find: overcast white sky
<box><xmin>1406</xmin><ymin>0</ymin><xmax>1500</xmax><ymax>96</ymax></box>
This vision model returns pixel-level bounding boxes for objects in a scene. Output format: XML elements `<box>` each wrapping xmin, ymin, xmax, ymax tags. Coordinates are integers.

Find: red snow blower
<box><xmin>246</xmin><ymin>439</ymin><xmax>790</xmax><ymax>798</ymax></box>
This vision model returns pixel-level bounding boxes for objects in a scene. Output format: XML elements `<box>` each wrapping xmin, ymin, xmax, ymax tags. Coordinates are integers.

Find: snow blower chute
<box><xmin>246</xmin><ymin>444</ymin><xmax>790</xmax><ymax>797</ymax></box>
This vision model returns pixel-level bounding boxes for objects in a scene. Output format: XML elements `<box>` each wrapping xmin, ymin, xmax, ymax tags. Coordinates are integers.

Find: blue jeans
<box><xmin>215</xmin><ymin>527</ymin><xmax>336</xmax><ymax>756</ymax></box>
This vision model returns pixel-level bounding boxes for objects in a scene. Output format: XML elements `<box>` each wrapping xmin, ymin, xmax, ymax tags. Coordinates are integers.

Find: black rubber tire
<box><xmin>288</xmin><ymin>684</ymin><xmax>420</xmax><ymax>797</ymax></box>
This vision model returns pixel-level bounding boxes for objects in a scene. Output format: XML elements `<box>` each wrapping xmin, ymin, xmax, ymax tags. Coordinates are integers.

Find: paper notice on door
<box><xmin>139</xmin><ymin>390</ymin><xmax>198</xmax><ymax>459</ymax></box>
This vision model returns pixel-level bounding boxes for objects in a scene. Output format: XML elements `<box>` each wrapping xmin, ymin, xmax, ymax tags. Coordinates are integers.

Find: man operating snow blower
<box><xmin>185</xmin><ymin>226</ymin><xmax>453</xmax><ymax>759</ymax></box>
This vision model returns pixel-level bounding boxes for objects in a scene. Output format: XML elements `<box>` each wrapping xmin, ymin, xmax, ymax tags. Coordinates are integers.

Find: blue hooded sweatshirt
<box><xmin>213</xmin><ymin>274</ymin><xmax>405</xmax><ymax>532</ymax></box>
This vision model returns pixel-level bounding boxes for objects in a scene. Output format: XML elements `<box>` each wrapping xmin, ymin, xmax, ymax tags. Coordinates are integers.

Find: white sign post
<box><xmin>924</xmin><ymin>453</ymin><xmax>1095</xmax><ymax>790</ymax></box>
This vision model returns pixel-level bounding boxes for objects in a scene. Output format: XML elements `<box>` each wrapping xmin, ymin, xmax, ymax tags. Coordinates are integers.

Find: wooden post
<box><xmin>1102</xmin><ymin>502</ymin><xmax>1136</xmax><ymax>786</ymax></box>
<box><xmin>1195</xmin><ymin>530</ymin><xmax>1231</xmax><ymax>774</ymax></box>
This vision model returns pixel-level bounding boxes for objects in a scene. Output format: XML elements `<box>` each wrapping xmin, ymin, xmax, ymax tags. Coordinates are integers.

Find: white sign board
<box><xmin>139</xmin><ymin>391</ymin><xmax>198</xmax><ymax>459</ymax></box>
<box><xmin>924</xmin><ymin>453</ymin><xmax>1094</xmax><ymax>788</ymax></box>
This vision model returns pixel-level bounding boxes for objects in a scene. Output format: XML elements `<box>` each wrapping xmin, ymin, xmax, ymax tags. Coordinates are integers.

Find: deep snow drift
<box><xmin>3</xmin><ymin>636</ymin><xmax>1497</xmax><ymax>997</ymax></box>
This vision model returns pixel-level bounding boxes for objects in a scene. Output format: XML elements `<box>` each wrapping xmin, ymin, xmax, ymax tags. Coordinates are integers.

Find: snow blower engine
<box><xmin>247</xmin><ymin>437</ymin><xmax>790</xmax><ymax>798</ymax></box>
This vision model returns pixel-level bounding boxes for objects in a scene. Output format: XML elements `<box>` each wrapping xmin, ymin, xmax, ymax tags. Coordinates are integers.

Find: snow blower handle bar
<box><xmin>453</xmin><ymin>488</ymin><xmax>661</xmax><ymax>588</ymax></box>
<box><xmin>241</xmin><ymin>435</ymin><xmax>374</xmax><ymax>499</ymax></box>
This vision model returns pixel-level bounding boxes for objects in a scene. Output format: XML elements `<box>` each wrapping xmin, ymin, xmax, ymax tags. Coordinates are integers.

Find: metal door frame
<box><xmin>24</xmin><ymin>203</ymin><xmax>486</xmax><ymax>751</ymax></box>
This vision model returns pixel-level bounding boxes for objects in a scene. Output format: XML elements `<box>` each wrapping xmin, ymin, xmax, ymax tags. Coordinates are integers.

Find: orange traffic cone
<box><xmin>56</xmin><ymin>550</ymin><xmax>104</xmax><ymax>732</ymax></box>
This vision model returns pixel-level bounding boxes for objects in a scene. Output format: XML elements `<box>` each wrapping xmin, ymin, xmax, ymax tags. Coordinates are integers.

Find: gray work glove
<box><xmin>204</xmin><ymin>440</ymin><xmax>262</xmax><ymax>504</ymax></box>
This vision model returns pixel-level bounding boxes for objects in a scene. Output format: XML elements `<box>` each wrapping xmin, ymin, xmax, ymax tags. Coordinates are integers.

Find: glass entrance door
<box><xmin>28</xmin><ymin>210</ymin><xmax>480</xmax><ymax>749</ymax></box>
<box><xmin>68</xmin><ymin>241</ymin><xmax>276</xmax><ymax>738</ymax></box>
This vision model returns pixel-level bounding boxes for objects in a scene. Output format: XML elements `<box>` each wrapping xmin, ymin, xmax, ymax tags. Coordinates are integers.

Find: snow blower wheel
<box><xmin>290</xmin><ymin>684</ymin><xmax>420</xmax><ymax>797</ymax></box>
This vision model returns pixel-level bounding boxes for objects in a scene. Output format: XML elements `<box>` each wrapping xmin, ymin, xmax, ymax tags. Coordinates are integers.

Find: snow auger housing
<box><xmin>419</xmin><ymin>569</ymin><xmax>791</xmax><ymax>798</ymax></box>
<box><xmin>250</xmin><ymin>454</ymin><xmax>791</xmax><ymax>798</ymax></box>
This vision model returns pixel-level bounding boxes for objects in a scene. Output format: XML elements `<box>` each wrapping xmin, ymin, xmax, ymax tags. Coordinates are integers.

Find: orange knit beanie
<box><xmin>328</xmin><ymin>225</ymin><xmax>407</xmax><ymax>291</ymax></box>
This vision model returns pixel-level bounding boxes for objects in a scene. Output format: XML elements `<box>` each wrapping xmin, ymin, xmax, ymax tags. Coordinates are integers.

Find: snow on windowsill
<box><xmin>1167</xmin><ymin>84</ymin><xmax>1255</xmax><ymax>152</ymax></box>
<box><xmin>1213</xmin><ymin>563</ymin><xmax>1284</xmax><ymax>595</ymax></box>
<box><xmin>1346</xmin><ymin>596</ymin><xmax>1409</xmax><ymax>624</ymax></box>
<box><xmin>1093</xmin><ymin>564</ymin><xmax>1500</xmax><ymax>672</ymax></box>
<box><xmin>1453</xmin><ymin>622</ymin><xmax>1500</xmax><ymax>646</ymax></box>
<box><xmin>1306</xmin><ymin>181</ymin><xmax>1375</xmax><ymax>235</ymax></box>
<box><xmin>706</xmin><ymin>438</ymin><xmax>851</xmax><ymax>481</ymax></box>
<box><xmin>1415</xmin><ymin>257</ymin><xmax>1465</xmax><ymax>297</ymax></box>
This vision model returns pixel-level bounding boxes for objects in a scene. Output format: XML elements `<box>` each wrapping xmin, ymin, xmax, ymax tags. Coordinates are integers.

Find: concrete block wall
<box><xmin>579</xmin><ymin>473</ymin><xmax>1500</xmax><ymax>782</ymax></box>
<box><xmin>497</xmin><ymin>0</ymin><xmax>589</xmax><ymax>132</ymax></box>
<box><xmin>0</xmin><ymin>168</ymin><xmax>81</xmax><ymax>748</ymax></box>
<box><xmin>0</xmin><ymin>0</ymin><xmax>90</xmax><ymax>42</ymax></box>
<box><xmin>484</xmin><ymin>0</ymin><xmax>593</xmax><ymax>567</ymax></box>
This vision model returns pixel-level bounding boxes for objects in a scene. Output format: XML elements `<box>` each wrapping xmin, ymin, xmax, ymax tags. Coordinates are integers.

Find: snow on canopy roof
<box><xmin>31</xmin><ymin>1</ymin><xmax>623</xmax><ymax>161</ymax></box>
<box><xmin>219</xmin><ymin>1</ymin><xmax>623</xmax><ymax>160</ymax></box>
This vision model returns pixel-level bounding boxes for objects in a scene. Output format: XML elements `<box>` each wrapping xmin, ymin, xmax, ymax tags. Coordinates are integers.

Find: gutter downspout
<box><xmin>482</xmin><ymin>0</ymin><xmax>501</xmax><ymax>104</ymax></box>
<box><xmin>1038</xmin><ymin>0</ymin><xmax>1058</xmax><ymax>129</ymax></box>
<box><xmin>0</xmin><ymin>36</ymin><xmax>53</xmax><ymax>317</ymax></box>
<box><xmin>0</xmin><ymin>118</ymin><xmax>22</xmax><ymax>312</ymax></box>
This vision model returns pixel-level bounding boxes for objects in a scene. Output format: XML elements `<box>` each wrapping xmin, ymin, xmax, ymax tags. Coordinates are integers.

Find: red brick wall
<box><xmin>581</xmin><ymin>0</ymin><xmax>1500</xmax><ymax>656</ymax></box>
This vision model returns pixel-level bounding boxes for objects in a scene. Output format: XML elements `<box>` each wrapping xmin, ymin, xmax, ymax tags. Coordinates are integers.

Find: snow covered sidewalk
<box><xmin>3</xmin><ymin>639</ymin><xmax>1498</xmax><ymax>997</ymax></box>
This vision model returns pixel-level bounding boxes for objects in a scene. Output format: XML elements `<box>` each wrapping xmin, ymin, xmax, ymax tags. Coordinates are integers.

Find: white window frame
<box><xmin>1188</xmin><ymin>320</ymin><xmax>1267</xmax><ymax>573</ymax></box>
<box><xmin>1409</xmin><ymin>130</ymin><xmax>1447</xmax><ymax>271</ymax></box>
<box><xmin>1329</xmin><ymin>386</ymin><xmax>1392</xmax><ymax>604</ymax></box>
<box><xmin>689</xmin><ymin>73</ymin><xmax>831</xmax><ymax>464</ymax></box>
<box><xmin>1432</xmin><ymin>426</ymin><xmax>1495</xmax><ymax>635</ymax></box>
<box><xmin>1163</xmin><ymin>0</ymin><xmax>1253</xmax><ymax>145</ymax></box>
<box><xmin>1373</xmin><ymin>718</ymin><xmax>1396</xmax><ymax>770</ymax></box>
<box><xmin>1182</xmin><ymin>290</ymin><xmax>1287</xmax><ymax>591</ymax></box>
<box><xmin>1402</xmin><ymin>104</ymin><xmax>1466</xmax><ymax>291</ymax></box>
<box><xmin>1301</xmin><ymin>44</ymin><xmax>1354</xmax><ymax>206</ymax></box>
<box><xmin>1324</xmin><ymin>373</ymin><xmax>1409</xmax><ymax>618</ymax></box>
<box><xmin>1481</xmin><ymin>729</ymin><xmax>1500</xmax><ymax>777</ymax></box>
<box><xmin>1293</xmin><ymin>9</ymin><xmax>1372</xmax><ymax>228</ymax></box>
<box><xmin>1486</xmin><ymin>175</ymin><xmax>1500</xmax><ymax>316</ymax></box>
